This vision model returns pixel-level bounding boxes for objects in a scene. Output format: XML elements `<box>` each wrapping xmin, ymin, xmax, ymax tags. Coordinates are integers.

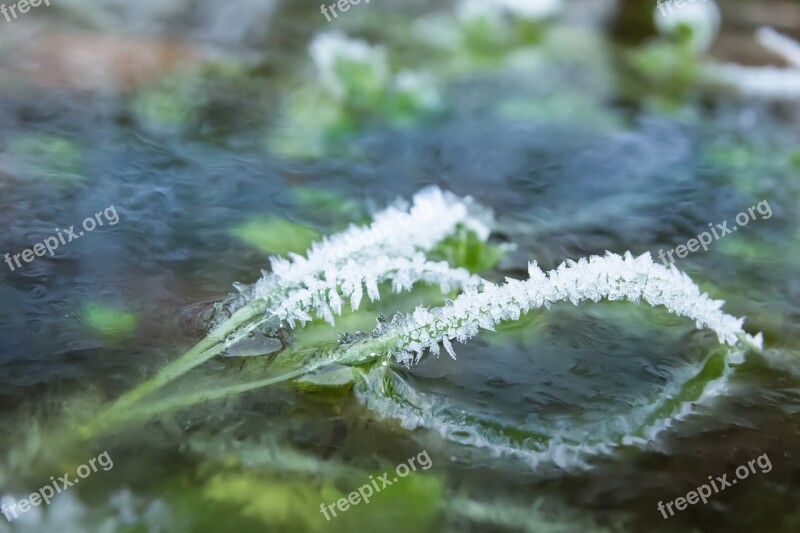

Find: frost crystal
<box><xmin>384</xmin><ymin>252</ymin><xmax>761</xmax><ymax>365</ymax></box>
<box><xmin>219</xmin><ymin>187</ymin><xmax>490</xmax><ymax>350</ymax></box>
<box><xmin>264</xmin><ymin>255</ymin><xmax>480</xmax><ymax>330</ymax></box>
<box><xmin>256</xmin><ymin>186</ymin><xmax>490</xmax><ymax>294</ymax></box>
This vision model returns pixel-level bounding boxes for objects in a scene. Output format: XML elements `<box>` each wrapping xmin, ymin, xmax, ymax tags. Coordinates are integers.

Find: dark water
<box><xmin>0</xmin><ymin>1</ymin><xmax>799</xmax><ymax>532</ymax></box>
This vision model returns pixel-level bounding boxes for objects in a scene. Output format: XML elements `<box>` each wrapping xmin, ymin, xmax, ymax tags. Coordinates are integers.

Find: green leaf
<box><xmin>231</xmin><ymin>216</ymin><xmax>321</xmax><ymax>255</ymax></box>
<box><xmin>202</xmin><ymin>474</ymin><xmax>334</xmax><ymax>532</ymax></box>
<box><xmin>288</xmin><ymin>187</ymin><xmax>368</xmax><ymax>227</ymax></box>
<box><xmin>79</xmin><ymin>304</ymin><xmax>138</xmax><ymax>340</ymax></box>
<box><xmin>198</xmin><ymin>466</ymin><xmax>442</xmax><ymax>533</ymax></box>
<box><xmin>294</xmin><ymin>365</ymin><xmax>356</xmax><ymax>392</ymax></box>
<box><xmin>429</xmin><ymin>227</ymin><xmax>507</xmax><ymax>273</ymax></box>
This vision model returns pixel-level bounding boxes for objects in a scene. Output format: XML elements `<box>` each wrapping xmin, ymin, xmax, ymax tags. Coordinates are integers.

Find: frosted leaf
<box><xmin>377</xmin><ymin>252</ymin><xmax>761</xmax><ymax>365</ymax></box>
<box><xmin>225</xmin><ymin>188</ymin><xmax>489</xmax><ymax>340</ymax></box>
<box><xmin>252</xmin><ymin>186</ymin><xmax>491</xmax><ymax>296</ymax></box>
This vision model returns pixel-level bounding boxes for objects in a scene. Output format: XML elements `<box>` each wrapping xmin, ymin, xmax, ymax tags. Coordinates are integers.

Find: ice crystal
<box><xmin>263</xmin><ymin>254</ymin><xmax>480</xmax><ymax>330</ymax></box>
<box><xmin>378</xmin><ymin>252</ymin><xmax>761</xmax><ymax>365</ymax></box>
<box><xmin>220</xmin><ymin>187</ymin><xmax>490</xmax><ymax>347</ymax></box>
<box><xmin>255</xmin><ymin>186</ymin><xmax>490</xmax><ymax>294</ymax></box>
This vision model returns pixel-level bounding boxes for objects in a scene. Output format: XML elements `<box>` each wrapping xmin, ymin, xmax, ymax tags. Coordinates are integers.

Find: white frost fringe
<box><xmin>255</xmin><ymin>186</ymin><xmax>490</xmax><ymax>296</ymax></box>
<box><xmin>222</xmin><ymin>187</ymin><xmax>490</xmax><ymax>346</ymax></box>
<box><xmin>389</xmin><ymin>251</ymin><xmax>762</xmax><ymax>365</ymax></box>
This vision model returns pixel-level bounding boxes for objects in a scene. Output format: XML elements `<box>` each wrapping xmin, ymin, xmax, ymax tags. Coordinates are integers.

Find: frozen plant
<box><xmin>258</xmin><ymin>186</ymin><xmax>489</xmax><ymax>290</ymax></box>
<box><xmin>307</xmin><ymin>32</ymin><xmax>441</xmax><ymax>118</ymax></box>
<box><xmin>71</xmin><ymin>190</ymin><xmax>762</xmax><ymax>473</ymax></box>
<box><xmin>83</xmin><ymin>188</ymin><xmax>491</xmax><ymax>435</ymax></box>
<box><xmin>654</xmin><ymin>0</ymin><xmax>721</xmax><ymax>53</ymax></box>
<box><xmin>346</xmin><ymin>251</ymin><xmax>762</xmax><ymax>365</ymax></box>
<box><xmin>309</xmin><ymin>32</ymin><xmax>390</xmax><ymax>102</ymax></box>
<box><xmin>239</xmin><ymin>254</ymin><xmax>481</xmax><ymax>332</ymax></box>
<box><xmin>705</xmin><ymin>27</ymin><xmax>800</xmax><ymax>99</ymax></box>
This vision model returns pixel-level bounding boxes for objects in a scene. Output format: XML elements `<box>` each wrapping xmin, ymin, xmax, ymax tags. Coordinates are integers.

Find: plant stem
<box><xmin>91</xmin><ymin>300</ymin><xmax>269</xmax><ymax>424</ymax></box>
<box><xmin>78</xmin><ymin>364</ymin><xmax>315</xmax><ymax>439</ymax></box>
<box><xmin>78</xmin><ymin>334</ymin><xmax>389</xmax><ymax>440</ymax></box>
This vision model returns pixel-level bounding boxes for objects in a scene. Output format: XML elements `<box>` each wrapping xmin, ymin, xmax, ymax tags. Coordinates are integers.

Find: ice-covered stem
<box><xmin>258</xmin><ymin>186</ymin><xmax>490</xmax><ymax>290</ymax></box>
<box><xmin>78</xmin><ymin>252</ymin><xmax>762</xmax><ymax>439</ymax></box>
<box><xmin>370</xmin><ymin>252</ymin><xmax>762</xmax><ymax>365</ymax></box>
<box><xmin>94</xmin><ymin>188</ymin><xmax>490</xmax><ymax>421</ymax></box>
<box><xmin>217</xmin><ymin>255</ymin><xmax>481</xmax><ymax>355</ymax></box>
<box><xmin>260</xmin><ymin>255</ymin><xmax>480</xmax><ymax>329</ymax></box>
<box><xmin>87</xmin><ymin>300</ymin><xmax>268</xmax><ymax>428</ymax></box>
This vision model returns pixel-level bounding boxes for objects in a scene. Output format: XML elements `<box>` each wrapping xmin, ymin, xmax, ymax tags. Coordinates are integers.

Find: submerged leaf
<box><xmin>223</xmin><ymin>331</ymin><xmax>283</xmax><ymax>357</ymax></box>
<box><xmin>79</xmin><ymin>304</ymin><xmax>138</xmax><ymax>340</ymax></box>
<box><xmin>294</xmin><ymin>365</ymin><xmax>356</xmax><ymax>391</ymax></box>
<box><xmin>231</xmin><ymin>216</ymin><xmax>321</xmax><ymax>255</ymax></box>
